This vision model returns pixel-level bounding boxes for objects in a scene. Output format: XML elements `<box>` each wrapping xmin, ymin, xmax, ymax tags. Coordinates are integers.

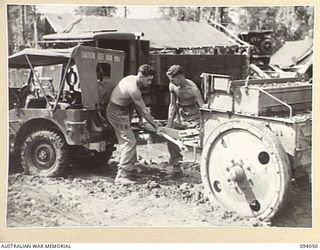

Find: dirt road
<box><xmin>6</xmin><ymin>141</ymin><xmax>312</xmax><ymax>228</ymax></box>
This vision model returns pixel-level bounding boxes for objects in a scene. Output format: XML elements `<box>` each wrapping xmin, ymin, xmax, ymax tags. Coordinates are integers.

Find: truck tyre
<box><xmin>21</xmin><ymin>130</ymin><xmax>70</xmax><ymax>177</ymax></box>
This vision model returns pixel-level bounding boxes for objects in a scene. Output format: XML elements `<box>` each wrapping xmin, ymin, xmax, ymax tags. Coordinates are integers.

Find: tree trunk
<box><xmin>33</xmin><ymin>6</ymin><xmax>38</xmax><ymax>48</ymax></box>
<box><xmin>197</xmin><ymin>7</ymin><xmax>200</xmax><ymax>22</ymax></box>
<box><xmin>20</xmin><ymin>5</ymin><xmax>25</xmax><ymax>45</ymax></box>
<box><xmin>215</xmin><ymin>7</ymin><xmax>220</xmax><ymax>23</ymax></box>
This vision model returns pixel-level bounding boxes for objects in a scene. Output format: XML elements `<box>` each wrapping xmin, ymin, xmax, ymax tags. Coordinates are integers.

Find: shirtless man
<box><xmin>166</xmin><ymin>65</ymin><xmax>204</xmax><ymax>177</ymax></box>
<box><xmin>106</xmin><ymin>64</ymin><xmax>160</xmax><ymax>184</ymax></box>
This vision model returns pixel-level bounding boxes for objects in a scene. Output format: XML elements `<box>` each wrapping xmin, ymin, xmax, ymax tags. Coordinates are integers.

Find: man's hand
<box><xmin>138</xmin><ymin>122</ymin><xmax>157</xmax><ymax>133</ymax></box>
<box><xmin>156</xmin><ymin>126</ymin><xmax>164</xmax><ymax>135</ymax></box>
<box><xmin>138</xmin><ymin>119</ymin><xmax>144</xmax><ymax>127</ymax></box>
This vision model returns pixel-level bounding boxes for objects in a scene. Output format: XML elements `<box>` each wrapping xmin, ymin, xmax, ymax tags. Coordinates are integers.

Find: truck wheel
<box><xmin>201</xmin><ymin>120</ymin><xmax>291</xmax><ymax>220</ymax></box>
<box><xmin>21</xmin><ymin>130</ymin><xmax>70</xmax><ymax>177</ymax></box>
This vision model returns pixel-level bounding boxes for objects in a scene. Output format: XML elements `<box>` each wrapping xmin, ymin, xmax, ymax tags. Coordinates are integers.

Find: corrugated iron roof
<box><xmin>44</xmin><ymin>14</ymin><xmax>238</xmax><ymax>49</ymax></box>
<box><xmin>43</xmin><ymin>32</ymin><xmax>136</xmax><ymax>41</ymax></box>
<box><xmin>270</xmin><ymin>39</ymin><xmax>313</xmax><ymax>67</ymax></box>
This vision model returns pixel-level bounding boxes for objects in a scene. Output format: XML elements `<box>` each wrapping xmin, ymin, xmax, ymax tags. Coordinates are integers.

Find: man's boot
<box><xmin>167</xmin><ymin>165</ymin><xmax>183</xmax><ymax>179</ymax></box>
<box><xmin>135</xmin><ymin>162</ymin><xmax>149</xmax><ymax>174</ymax></box>
<box><xmin>114</xmin><ymin>168</ymin><xmax>136</xmax><ymax>184</ymax></box>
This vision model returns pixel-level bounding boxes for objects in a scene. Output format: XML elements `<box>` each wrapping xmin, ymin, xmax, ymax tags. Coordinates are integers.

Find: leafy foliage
<box><xmin>231</xmin><ymin>7</ymin><xmax>314</xmax><ymax>50</ymax></box>
<box><xmin>159</xmin><ymin>7</ymin><xmax>201</xmax><ymax>21</ymax></box>
<box><xmin>74</xmin><ymin>6</ymin><xmax>117</xmax><ymax>16</ymax></box>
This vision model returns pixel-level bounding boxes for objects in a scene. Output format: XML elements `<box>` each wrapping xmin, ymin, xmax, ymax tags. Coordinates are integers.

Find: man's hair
<box><xmin>166</xmin><ymin>65</ymin><xmax>185</xmax><ymax>77</ymax></box>
<box><xmin>138</xmin><ymin>64</ymin><xmax>155</xmax><ymax>76</ymax></box>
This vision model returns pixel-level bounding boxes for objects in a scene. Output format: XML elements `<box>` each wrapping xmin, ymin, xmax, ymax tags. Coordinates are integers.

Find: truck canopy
<box><xmin>8</xmin><ymin>45</ymin><xmax>126</xmax><ymax>110</ymax></box>
<box><xmin>9</xmin><ymin>47</ymin><xmax>75</xmax><ymax>68</ymax></box>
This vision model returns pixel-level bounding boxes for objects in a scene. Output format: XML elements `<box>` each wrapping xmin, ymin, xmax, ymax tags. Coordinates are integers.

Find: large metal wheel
<box><xmin>201</xmin><ymin>120</ymin><xmax>291</xmax><ymax>220</ymax></box>
<box><xmin>21</xmin><ymin>130</ymin><xmax>70</xmax><ymax>177</ymax></box>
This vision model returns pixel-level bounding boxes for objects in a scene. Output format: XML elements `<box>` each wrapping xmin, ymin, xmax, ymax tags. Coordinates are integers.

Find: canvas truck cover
<box><xmin>9</xmin><ymin>45</ymin><xmax>125</xmax><ymax>109</ymax></box>
<box><xmin>8</xmin><ymin>48</ymin><xmax>74</xmax><ymax>68</ymax></box>
<box><xmin>270</xmin><ymin>39</ymin><xmax>313</xmax><ymax>68</ymax></box>
<box><xmin>72</xmin><ymin>46</ymin><xmax>125</xmax><ymax>109</ymax></box>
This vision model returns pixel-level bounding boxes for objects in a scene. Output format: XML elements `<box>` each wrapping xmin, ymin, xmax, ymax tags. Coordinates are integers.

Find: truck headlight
<box><xmin>66</xmin><ymin>128</ymin><xmax>73</xmax><ymax>137</ymax></box>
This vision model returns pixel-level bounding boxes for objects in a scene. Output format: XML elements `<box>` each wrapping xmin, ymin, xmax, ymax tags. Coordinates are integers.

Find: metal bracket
<box><xmin>179</xmin><ymin>145</ymin><xmax>198</xmax><ymax>164</ymax></box>
<box><xmin>65</xmin><ymin>121</ymin><xmax>87</xmax><ymax>125</ymax></box>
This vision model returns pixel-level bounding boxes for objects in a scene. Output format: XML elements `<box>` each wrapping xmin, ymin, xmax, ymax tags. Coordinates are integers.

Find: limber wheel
<box><xmin>21</xmin><ymin>130</ymin><xmax>70</xmax><ymax>177</ymax></box>
<box><xmin>200</xmin><ymin>120</ymin><xmax>291</xmax><ymax>220</ymax></box>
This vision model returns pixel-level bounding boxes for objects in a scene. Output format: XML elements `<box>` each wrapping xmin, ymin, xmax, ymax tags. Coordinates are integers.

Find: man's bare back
<box><xmin>109</xmin><ymin>75</ymin><xmax>139</xmax><ymax>107</ymax></box>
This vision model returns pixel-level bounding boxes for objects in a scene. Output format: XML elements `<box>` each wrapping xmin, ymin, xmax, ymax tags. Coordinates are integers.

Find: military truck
<box><xmin>9</xmin><ymin>45</ymin><xmax>125</xmax><ymax>176</ymax></box>
<box><xmin>41</xmin><ymin>31</ymin><xmax>249</xmax><ymax>119</ymax></box>
<box><xmin>238</xmin><ymin>30</ymin><xmax>274</xmax><ymax>68</ymax></box>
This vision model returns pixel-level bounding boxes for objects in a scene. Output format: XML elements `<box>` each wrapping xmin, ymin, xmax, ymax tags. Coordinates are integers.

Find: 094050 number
<box><xmin>300</xmin><ymin>244</ymin><xmax>318</xmax><ymax>248</ymax></box>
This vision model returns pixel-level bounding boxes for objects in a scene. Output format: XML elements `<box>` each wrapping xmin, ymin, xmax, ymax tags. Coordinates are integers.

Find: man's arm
<box><xmin>167</xmin><ymin>83</ymin><xmax>177</xmax><ymax>128</ymax></box>
<box><xmin>135</xmin><ymin>106</ymin><xmax>144</xmax><ymax>125</ymax></box>
<box><xmin>190</xmin><ymin>82</ymin><xmax>204</xmax><ymax>108</ymax></box>
<box><xmin>129</xmin><ymin>88</ymin><xmax>159</xmax><ymax>130</ymax></box>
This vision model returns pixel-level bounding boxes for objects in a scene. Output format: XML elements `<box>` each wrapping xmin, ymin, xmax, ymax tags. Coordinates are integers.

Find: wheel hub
<box><xmin>37</xmin><ymin>147</ymin><xmax>50</xmax><ymax>161</ymax></box>
<box><xmin>228</xmin><ymin>163</ymin><xmax>245</xmax><ymax>183</ymax></box>
<box><xmin>32</xmin><ymin>142</ymin><xmax>56</xmax><ymax>169</ymax></box>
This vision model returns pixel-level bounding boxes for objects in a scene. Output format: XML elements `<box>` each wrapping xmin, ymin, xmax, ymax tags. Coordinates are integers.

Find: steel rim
<box><xmin>201</xmin><ymin>121</ymin><xmax>289</xmax><ymax>219</ymax></box>
<box><xmin>31</xmin><ymin>141</ymin><xmax>56</xmax><ymax>170</ymax></box>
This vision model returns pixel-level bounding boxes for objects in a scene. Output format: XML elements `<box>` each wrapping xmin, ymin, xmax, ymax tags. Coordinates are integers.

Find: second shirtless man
<box><xmin>166</xmin><ymin>65</ymin><xmax>204</xmax><ymax>177</ymax></box>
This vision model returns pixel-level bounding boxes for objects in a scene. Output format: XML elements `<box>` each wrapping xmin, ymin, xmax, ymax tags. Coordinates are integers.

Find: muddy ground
<box><xmin>6</xmin><ymin>138</ymin><xmax>312</xmax><ymax>228</ymax></box>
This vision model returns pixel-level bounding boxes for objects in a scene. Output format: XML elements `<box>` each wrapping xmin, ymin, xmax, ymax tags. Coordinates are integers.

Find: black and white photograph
<box><xmin>6</xmin><ymin>4</ymin><xmax>314</xmax><ymax>231</ymax></box>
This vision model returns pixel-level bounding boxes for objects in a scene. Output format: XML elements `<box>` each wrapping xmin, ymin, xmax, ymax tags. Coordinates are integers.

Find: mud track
<box><xmin>6</xmin><ymin>142</ymin><xmax>312</xmax><ymax>228</ymax></box>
